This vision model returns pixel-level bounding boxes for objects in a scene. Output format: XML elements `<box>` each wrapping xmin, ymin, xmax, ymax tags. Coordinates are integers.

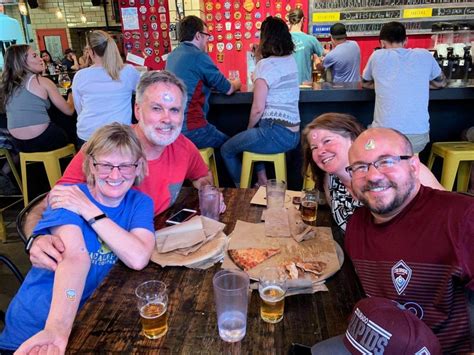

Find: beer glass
<box><xmin>258</xmin><ymin>267</ymin><xmax>287</xmax><ymax>323</ymax></box>
<box><xmin>213</xmin><ymin>269</ymin><xmax>250</xmax><ymax>342</ymax></box>
<box><xmin>266</xmin><ymin>179</ymin><xmax>286</xmax><ymax>209</ymax></box>
<box><xmin>135</xmin><ymin>280</ymin><xmax>169</xmax><ymax>339</ymax></box>
<box><xmin>58</xmin><ymin>73</ymin><xmax>71</xmax><ymax>89</ymax></box>
<box><xmin>301</xmin><ymin>189</ymin><xmax>319</xmax><ymax>225</ymax></box>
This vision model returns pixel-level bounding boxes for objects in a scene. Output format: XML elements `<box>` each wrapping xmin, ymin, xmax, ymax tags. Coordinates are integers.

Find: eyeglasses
<box><xmin>199</xmin><ymin>31</ymin><xmax>211</xmax><ymax>37</ymax></box>
<box><xmin>345</xmin><ymin>155</ymin><xmax>412</xmax><ymax>178</ymax></box>
<box><xmin>92</xmin><ymin>157</ymin><xmax>138</xmax><ymax>176</ymax></box>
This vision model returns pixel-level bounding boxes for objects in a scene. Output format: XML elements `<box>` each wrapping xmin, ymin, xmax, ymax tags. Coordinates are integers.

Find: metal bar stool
<box><xmin>0</xmin><ymin>149</ymin><xmax>23</xmax><ymax>243</ymax></box>
<box><xmin>19</xmin><ymin>144</ymin><xmax>76</xmax><ymax>206</ymax></box>
<box><xmin>199</xmin><ymin>147</ymin><xmax>219</xmax><ymax>187</ymax></box>
<box><xmin>427</xmin><ymin>141</ymin><xmax>474</xmax><ymax>192</ymax></box>
<box><xmin>240</xmin><ymin>152</ymin><xmax>286</xmax><ymax>188</ymax></box>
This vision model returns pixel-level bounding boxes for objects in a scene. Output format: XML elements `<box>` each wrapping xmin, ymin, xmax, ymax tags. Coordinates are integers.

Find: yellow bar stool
<box><xmin>427</xmin><ymin>141</ymin><xmax>474</xmax><ymax>192</ymax></box>
<box><xmin>0</xmin><ymin>148</ymin><xmax>23</xmax><ymax>243</ymax></box>
<box><xmin>240</xmin><ymin>152</ymin><xmax>286</xmax><ymax>188</ymax></box>
<box><xmin>199</xmin><ymin>147</ymin><xmax>219</xmax><ymax>187</ymax></box>
<box><xmin>20</xmin><ymin>144</ymin><xmax>76</xmax><ymax>206</ymax></box>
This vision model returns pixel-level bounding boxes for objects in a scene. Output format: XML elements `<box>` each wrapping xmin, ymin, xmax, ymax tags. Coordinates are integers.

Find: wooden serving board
<box><xmin>222</xmin><ymin>220</ymin><xmax>342</xmax><ymax>282</ymax></box>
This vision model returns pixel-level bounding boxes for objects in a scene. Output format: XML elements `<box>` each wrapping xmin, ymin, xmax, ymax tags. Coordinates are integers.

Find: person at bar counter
<box><xmin>26</xmin><ymin>70</ymin><xmax>220</xmax><ymax>271</ymax></box>
<box><xmin>0</xmin><ymin>44</ymin><xmax>75</xmax><ymax>153</ymax></box>
<box><xmin>302</xmin><ymin>113</ymin><xmax>443</xmax><ymax>232</ymax></box>
<box><xmin>361</xmin><ymin>22</ymin><xmax>447</xmax><ymax>153</ymax></box>
<box><xmin>61</xmin><ymin>48</ymin><xmax>80</xmax><ymax>71</ymax></box>
<box><xmin>316</xmin><ymin>23</ymin><xmax>361</xmax><ymax>83</ymax></box>
<box><xmin>72</xmin><ymin>30</ymin><xmax>140</xmax><ymax>146</ymax></box>
<box><xmin>0</xmin><ymin>123</ymin><xmax>155</xmax><ymax>354</ymax></box>
<box><xmin>313</xmin><ymin>127</ymin><xmax>473</xmax><ymax>353</ymax></box>
<box><xmin>288</xmin><ymin>8</ymin><xmax>324</xmax><ymax>84</ymax></box>
<box><xmin>221</xmin><ymin>16</ymin><xmax>300</xmax><ymax>187</ymax></box>
<box><xmin>165</xmin><ymin>15</ymin><xmax>241</xmax><ymax>149</ymax></box>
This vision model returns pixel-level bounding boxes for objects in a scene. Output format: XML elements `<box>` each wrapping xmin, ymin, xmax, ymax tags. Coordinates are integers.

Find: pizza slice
<box><xmin>228</xmin><ymin>248</ymin><xmax>281</xmax><ymax>271</ymax></box>
<box><xmin>296</xmin><ymin>261</ymin><xmax>327</xmax><ymax>276</ymax></box>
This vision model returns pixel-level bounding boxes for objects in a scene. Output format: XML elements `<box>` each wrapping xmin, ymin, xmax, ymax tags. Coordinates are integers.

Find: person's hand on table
<box><xmin>15</xmin><ymin>328</ymin><xmax>68</xmax><ymax>355</ymax></box>
<box><xmin>29</xmin><ymin>234</ymin><xmax>64</xmax><ymax>271</ymax></box>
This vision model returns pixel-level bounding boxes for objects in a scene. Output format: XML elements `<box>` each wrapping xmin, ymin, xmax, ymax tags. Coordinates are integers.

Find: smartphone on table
<box><xmin>165</xmin><ymin>208</ymin><xmax>197</xmax><ymax>225</ymax></box>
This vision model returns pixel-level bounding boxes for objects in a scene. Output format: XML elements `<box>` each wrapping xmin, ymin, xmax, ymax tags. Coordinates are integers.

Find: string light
<box><xmin>80</xmin><ymin>3</ymin><xmax>87</xmax><ymax>23</ymax></box>
<box><xmin>55</xmin><ymin>1</ymin><xmax>63</xmax><ymax>19</ymax></box>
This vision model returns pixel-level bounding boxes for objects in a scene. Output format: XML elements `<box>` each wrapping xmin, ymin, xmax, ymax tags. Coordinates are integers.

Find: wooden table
<box><xmin>67</xmin><ymin>188</ymin><xmax>364</xmax><ymax>353</ymax></box>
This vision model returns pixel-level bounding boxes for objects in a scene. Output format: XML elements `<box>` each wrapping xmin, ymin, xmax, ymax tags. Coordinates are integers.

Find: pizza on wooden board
<box><xmin>228</xmin><ymin>248</ymin><xmax>281</xmax><ymax>271</ymax></box>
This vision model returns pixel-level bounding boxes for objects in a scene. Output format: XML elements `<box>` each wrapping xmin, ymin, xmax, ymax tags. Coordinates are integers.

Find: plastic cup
<box><xmin>213</xmin><ymin>269</ymin><xmax>250</xmax><ymax>342</ymax></box>
<box><xmin>199</xmin><ymin>185</ymin><xmax>220</xmax><ymax>220</ymax></box>
<box><xmin>266</xmin><ymin>179</ymin><xmax>286</xmax><ymax>209</ymax></box>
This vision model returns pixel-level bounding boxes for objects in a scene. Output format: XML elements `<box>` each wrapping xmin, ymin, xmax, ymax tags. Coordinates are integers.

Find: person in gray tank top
<box><xmin>0</xmin><ymin>45</ymin><xmax>75</xmax><ymax>152</ymax></box>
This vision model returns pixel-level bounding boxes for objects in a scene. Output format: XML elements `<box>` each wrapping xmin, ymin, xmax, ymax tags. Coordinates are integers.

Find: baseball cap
<box><xmin>343</xmin><ymin>297</ymin><xmax>441</xmax><ymax>354</ymax></box>
<box><xmin>330</xmin><ymin>23</ymin><xmax>347</xmax><ymax>40</ymax></box>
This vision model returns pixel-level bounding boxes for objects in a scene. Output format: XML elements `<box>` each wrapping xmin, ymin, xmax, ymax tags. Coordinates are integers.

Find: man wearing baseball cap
<box><xmin>317</xmin><ymin>23</ymin><xmax>361</xmax><ymax>83</ymax></box>
<box><xmin>61</xmin><ymin>48</ymin><xmax>79</xmax><ymax>71</ymax></box>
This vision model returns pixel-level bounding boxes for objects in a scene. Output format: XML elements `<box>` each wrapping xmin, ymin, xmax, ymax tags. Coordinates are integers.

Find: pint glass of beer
<box><xmin>135</xmin><ymin>280</ymin><xmax>169</xmax><ymax>339</ymax></box>
<box><xmin>301</xmin><ymin>189</ymin><xmax>319</xmax><ymax>225</ymax></box>
<box><xmin>258</xmin><ymin>267</ymin><xmax>287</xmax><ymax>323</ymax></box>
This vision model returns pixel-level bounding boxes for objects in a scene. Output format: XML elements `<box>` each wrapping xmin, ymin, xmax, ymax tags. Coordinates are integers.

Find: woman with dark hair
<box><xmin>72</xmin><ymin>30</ymin><xmax>140</xmax><ymax>146</ymax></box>
<box><xmin>221</xmin><ymin>16</ymin><xmax>300</xmax><ymax>187</ymax></box>
<box><xmin>302</xmin><ymin>113</ymin><xmax>444</xmax><ymax>231</ymax></box>
<box><xmin>40</xmin><ymin>49</ymin><xmax>58</xmax><ymax>75</ymax></box>
<box><xmin>288</xmin><ymin>8</ymin><xmax>323</xmax><ymax>84</ymax></box>
<box><xmin>1</xmin><ymin>45</ymin><xmax>74</xmax><ymax>152</ymax></box>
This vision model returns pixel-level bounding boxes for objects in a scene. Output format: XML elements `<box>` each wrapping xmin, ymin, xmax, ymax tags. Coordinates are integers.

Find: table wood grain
<box><xmin>67</xmin><ymin>188</ymin><xmax>364</xmax><ymax>354</ymax></box>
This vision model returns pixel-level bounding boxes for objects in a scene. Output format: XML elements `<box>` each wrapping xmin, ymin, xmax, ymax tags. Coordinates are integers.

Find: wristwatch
<box><xmin>87</xmin><ymin>213</ymin><xmax>107</xmax><ymax>226</ymax></box>
<box><xmin>25</xmin><ymin>233</ymin><xmax>43</xmax><ymax>254</ymax></box>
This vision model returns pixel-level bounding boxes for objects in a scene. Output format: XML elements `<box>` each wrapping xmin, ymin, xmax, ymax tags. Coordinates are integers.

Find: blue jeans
<box><xmin>220</xmin><ymin>120</ymin><xmax>300</xmax><ymax>185</ymax></box>
<box><xmin>183</xmin><ymin>123</ymin><xmax>229</xmax><ymax>149</ymax></box>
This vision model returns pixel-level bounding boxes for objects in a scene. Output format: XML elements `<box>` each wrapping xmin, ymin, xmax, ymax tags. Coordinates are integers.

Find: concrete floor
<box><xmin>0</xmin><ymin>205</ymin><xmax>30</xmax><ymax>332</ymax></box>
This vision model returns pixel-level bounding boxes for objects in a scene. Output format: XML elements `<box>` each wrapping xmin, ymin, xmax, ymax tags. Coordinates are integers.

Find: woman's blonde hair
<box><xmin>83</xmin><ymin>123</ymin><xmax>147</xmax><ymax>186</ymax></box>
<box><xmin>87</xmin><ymin>30</ymin><xmax>123</xmax><ymax>80</ymax></box>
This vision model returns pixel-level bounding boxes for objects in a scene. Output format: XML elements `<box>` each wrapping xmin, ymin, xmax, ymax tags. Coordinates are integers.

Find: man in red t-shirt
<box><xmin>27</xmin><ymin>71</ymin><xmax>217</xmax><ymax>271</ymax></box>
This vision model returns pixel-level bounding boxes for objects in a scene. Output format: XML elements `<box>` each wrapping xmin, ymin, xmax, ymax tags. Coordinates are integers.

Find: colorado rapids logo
<box><xmin>391</xmin><ymin>260</ymin><xmax>412</xmax><ymax>295</ymax></box>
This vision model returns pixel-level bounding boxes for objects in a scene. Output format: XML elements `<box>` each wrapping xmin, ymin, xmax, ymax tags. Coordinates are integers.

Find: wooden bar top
<box><xmin>67</xmin><ymin>188</ymin><xmax>364</xmax><ymax>353</ymax></box>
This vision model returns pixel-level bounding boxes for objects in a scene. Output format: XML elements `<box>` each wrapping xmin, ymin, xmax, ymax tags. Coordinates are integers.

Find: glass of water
<box><xmin>266</xmin><ymin>179</ymin><xmax>286</xmax><ymax>209</ymax></box>
<box><xmin>213</xmin><ymin>269</ymin><xmax>249</xmax><ymax>342</ymax></box>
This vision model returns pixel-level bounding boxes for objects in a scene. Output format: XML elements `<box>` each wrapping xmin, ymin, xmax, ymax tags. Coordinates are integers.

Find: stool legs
<box><xmin>20</xmin><ymin>156</ymin><xmax>29</xmax><ymax>206</ymax></box>
<box><xmin>274</xmin><ymin>154</ymin><xmax>287</xmax><ymax>183</ymax></box>
<box><xmin>240</xmin><ymin>152</ymin><xmax>254</xmax><ymax>188</ymax></box>
<box><xmin>456</xmin><ymin>161</ymin><xmax>471</xmax><ymax>192</ymax></box>
<box><xmin>199</xmin><ymin>148</ymin><xmax>219</xmax><ymax>187</ymax></box>
<box><xmin>0</xmin><ymin>212</ymin><xmax>5</xmax><ymax>243</ymax></box>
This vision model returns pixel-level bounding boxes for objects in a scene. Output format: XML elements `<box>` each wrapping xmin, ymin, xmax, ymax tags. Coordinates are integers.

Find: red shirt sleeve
<box><xmin>56</xmin><ymin>150</ymin><xmax>87</xmax><ymax>185</ymax></box>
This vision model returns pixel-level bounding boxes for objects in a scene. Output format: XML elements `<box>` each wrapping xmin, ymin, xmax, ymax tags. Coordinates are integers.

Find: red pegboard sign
<box><xmin>204</xmin><ymin>0</ymin><xmax>309</xmax><ymax>87</ymax></box>
<box><xmin>118</xmin><ymin>0</ymin><xmax>171</xmax><ymax>70</ymax></box>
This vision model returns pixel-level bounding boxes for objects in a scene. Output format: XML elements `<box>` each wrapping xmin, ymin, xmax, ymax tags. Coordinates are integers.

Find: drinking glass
<box><xmin>199</xmin><ymin>185</ymin><xmax>220</xmax><ymax>220</ymax></box>
<box><xmin>135</xmin><ymin>280</ymin><xmax>169</xmax><ymax>339</ymax></box>
<box><xmin>213</xmin><ymin>269</ymin><xmax>250</xmax><ymax>342</ymax></box>
<box><xmin>301</xmin><ymin>189</ymin><xmax>319</xmax><ymax>225</ymax></box>
<box><xmin>258</xmin><ymin>267</ymin><xmax>287</xmax><ymax>323</ymax></box>
<box><xmin>266</xmin><ymin>179</ymin><xmax>286</xmax><ymax>209</ymax></box>
<box><xmin>58</xmin><ymin>73</ymin><xmax>72</xmax><ymax>90</ymax></box>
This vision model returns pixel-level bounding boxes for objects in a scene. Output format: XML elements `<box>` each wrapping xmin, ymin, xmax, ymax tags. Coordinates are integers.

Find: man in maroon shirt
<box><xmin>344</xmin><ymin>128</ymin><xmax>473</xmax><ymax>353</ymax></box>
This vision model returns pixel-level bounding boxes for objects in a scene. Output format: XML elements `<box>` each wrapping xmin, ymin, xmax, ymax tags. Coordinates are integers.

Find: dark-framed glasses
<box><xmin>345</xmin><ymin>155</ymin><xmax>412</xmax><ymax>178</ymax></box>
<box><xmin>199</xmin><ymin>31</ymin><xmax>211</xmax><ymax>37</ymax></box>
<box><xmin>92</xmin><ymin>157</ymin><xmax>138</xmax><ymax>176</ymax></box>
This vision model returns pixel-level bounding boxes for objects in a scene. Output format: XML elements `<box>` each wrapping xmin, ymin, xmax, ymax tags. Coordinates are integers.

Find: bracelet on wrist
<box><xmin>87</xmin><ymin>213</ymin><xmax>107</xmax><ymax>226</ymax></box>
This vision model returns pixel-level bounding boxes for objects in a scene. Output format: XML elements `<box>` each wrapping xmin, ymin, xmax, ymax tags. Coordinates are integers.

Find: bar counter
<box><xmin>208</xmin><ymin>80</ymin><xmax>474</xmax><ymax>189</ymax></box>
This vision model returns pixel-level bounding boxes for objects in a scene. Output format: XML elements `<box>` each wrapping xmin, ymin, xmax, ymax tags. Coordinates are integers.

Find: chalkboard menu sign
<box><xmin>309</xmin><ymin>0</ymin><xmax>474</xmax><ymax>36</ymax></box>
